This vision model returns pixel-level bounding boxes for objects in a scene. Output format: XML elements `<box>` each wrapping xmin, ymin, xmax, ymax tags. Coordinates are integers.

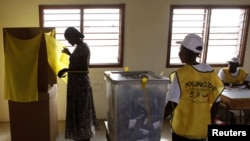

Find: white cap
<box><xmin>180</xmin><ymin>34</ymin><xmax>204</xmax><ymax>53</ymax></box>
<box><xmin>228</xmin><ymin>57</ymin><xmax>240</xmax><ymax>64</ymax></box>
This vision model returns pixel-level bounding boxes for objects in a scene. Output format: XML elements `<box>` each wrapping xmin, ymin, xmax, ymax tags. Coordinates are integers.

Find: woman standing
<box><xmin>58</xmin><ymin>27</ymin><xmax>100</xmax><ymax>141</ymax></box>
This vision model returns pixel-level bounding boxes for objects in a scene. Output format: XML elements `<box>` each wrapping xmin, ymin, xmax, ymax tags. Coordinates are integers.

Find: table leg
<box><xmin>239</xmin><ymin>110</ymin><xmax>242</xmax><ymax>124</ymax></box>
<box><xmin>225</xmin><ymin>108</ymin><xmax>228</xmax><ymax>124</ymax></box>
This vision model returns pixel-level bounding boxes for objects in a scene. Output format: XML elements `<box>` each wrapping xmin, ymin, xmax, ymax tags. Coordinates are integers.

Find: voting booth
<box><xmin>3</xmin><ymin>27</ymin><xmax>58</xmax><ymax>141</ymax></box>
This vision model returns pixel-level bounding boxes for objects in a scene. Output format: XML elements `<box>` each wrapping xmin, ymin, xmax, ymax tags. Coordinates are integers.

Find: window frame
<box><xmin>166</xmin><ymin>5</ymin><xmax>250</xmax><ymax>68</ymax></box>
<box><xmin>39</xmin><ymin>4</ymin><xmax>125</xmax><ymax>68</ymax></box>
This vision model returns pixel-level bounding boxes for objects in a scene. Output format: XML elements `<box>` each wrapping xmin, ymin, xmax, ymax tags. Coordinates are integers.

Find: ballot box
<box><xmin>104</xmin><ymin>71</ymin><xmax>170</xmax><ymax>141</ymax></box>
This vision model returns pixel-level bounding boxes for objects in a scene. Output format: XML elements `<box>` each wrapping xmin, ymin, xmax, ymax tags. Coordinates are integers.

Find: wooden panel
<box><xmin>8</xmin><ymin>86</ymin><xmax>58</xmax><ymax>141</ymax></box>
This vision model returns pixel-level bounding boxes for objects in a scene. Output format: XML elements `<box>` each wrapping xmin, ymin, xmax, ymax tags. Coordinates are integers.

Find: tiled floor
<box><xmin>0</xmin><ymin>119</ymin><xmax>172</xmax><ymax>141</ymax></box>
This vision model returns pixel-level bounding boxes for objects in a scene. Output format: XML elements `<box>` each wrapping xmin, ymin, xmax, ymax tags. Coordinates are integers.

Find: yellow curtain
<box><xmin>44</xmin><ymin>32</ymin><xmax>69</xmax><ymax>82</ymax></box>
<box><xmin>4</xmin><ymin>32</ymin><xmax>41</xmax><ymax>102</ymax></box>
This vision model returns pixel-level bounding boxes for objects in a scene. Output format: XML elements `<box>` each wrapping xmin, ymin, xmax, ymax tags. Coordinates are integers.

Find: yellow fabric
<box><xmin>44</xmin><ymin>32</ymin><xmax>69</xmax><ymax>82</ymax></box>
<box><xmin>4</xmin><ymin>32</ymin><xmax>41</xmax><ymax>102</ymax></box>
<box><xmin>223</xmin><ymin>68</ymin><xmax>248</xmax><ymax>85</ymax></box>
<box><xmin>170</xmin><ymin>65</ymin><xmax>224</xmax><ymax>139</ymax></box>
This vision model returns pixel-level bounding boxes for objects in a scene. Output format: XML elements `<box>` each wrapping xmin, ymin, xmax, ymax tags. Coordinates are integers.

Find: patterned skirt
<box><xmin>65</xmin><ymin>74</ymin><xmax>100</xmax><ymax>140</ymax></box>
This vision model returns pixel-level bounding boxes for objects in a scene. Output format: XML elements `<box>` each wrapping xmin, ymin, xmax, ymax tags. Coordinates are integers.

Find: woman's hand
<box><xmin>57</xmin><ymin>68</ymin><xmax>69</xmax><ymax>78</ymax></box>
<box><xmin>61</xmin><ymin>47</ymin><xmax>71</xmax><ymax>56</ymax></box>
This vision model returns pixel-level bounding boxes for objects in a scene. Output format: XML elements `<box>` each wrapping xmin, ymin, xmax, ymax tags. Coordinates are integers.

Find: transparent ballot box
<box><xmin>104</xmin><ymin>71</ymin><xmax>170</xmax><ymax>141</ymax></box>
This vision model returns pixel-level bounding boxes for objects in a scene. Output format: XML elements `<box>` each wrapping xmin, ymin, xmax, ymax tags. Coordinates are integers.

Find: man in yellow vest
<box><xmin>164</xmin><ymin>34</ymin><xmax>224</xmax><ymax>141</ymax></box>
<box><xmin>217</xmin><ymin>57</ymin><xmax>250</xmax><ymax>124</ymax></box>
<box><xmin>218</xmin><ymin>57</ymin><xmax>250</xmax><ymax>88</ymax></box>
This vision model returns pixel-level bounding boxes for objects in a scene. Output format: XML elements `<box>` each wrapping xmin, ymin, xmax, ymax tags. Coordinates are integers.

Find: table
<box><xmin>220</xmin><ymin>87</ymin><xmax>250</xmax><ymax>124</ymax></box>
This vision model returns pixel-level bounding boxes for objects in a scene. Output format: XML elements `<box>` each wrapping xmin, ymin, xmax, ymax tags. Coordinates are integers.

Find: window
<box><xmin>167</xmin><ymin>5</ymin><xmax>250</xmax><ymax>68</ymax></box>
<box><xmin>39</xmin><ymin>4</ymin><xmax>125</xmax><ymax>68</ymax></box>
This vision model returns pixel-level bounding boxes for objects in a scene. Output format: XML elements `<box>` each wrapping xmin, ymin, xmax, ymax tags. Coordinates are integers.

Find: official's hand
<box><xmin>57</xmin><ymin>68</ymin><xmax>68</xmax><ymax>78</ymax></box>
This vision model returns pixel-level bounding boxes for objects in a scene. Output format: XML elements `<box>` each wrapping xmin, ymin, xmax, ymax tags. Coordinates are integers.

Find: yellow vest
<box><xmin>170</xmin><ymin>65</ymin><xmax>224</xmax><ymax>139</ymax></box>
<box><xmin>223</xmin><ymin>68</ymin><xmax>248</xmax><ymax>85</ymax></box>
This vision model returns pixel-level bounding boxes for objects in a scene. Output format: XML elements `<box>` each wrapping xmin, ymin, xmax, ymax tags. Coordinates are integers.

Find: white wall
<box><xmin>1</xmin><ymin>0</ymin><xmax>250</xmax><ymax>121</ymax></box>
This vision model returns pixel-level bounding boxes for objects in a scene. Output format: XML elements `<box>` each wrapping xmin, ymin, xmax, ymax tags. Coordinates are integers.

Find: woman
<box><xmin>58</xmin><ymin>27</ymin><xmax>100</xmax><ymax>141</ymax></box>
<box><xmin>164</xmin><ymin>34</ymin><xmax>224</xmax><ymax>141</ymax></box>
